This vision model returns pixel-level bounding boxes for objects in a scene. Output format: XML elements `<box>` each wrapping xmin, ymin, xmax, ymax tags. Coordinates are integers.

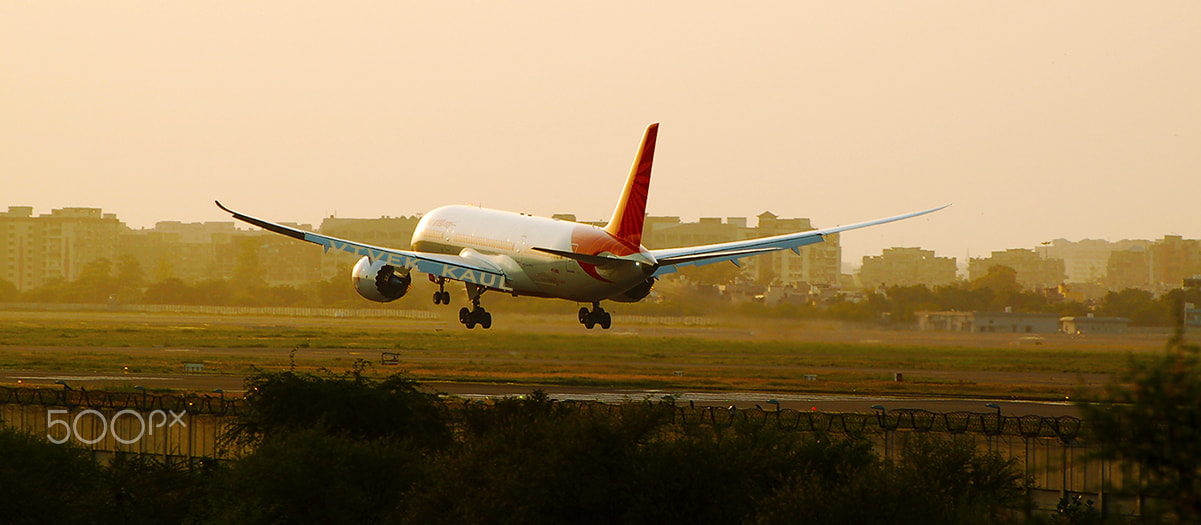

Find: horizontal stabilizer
<box><xmin>532</xmin><ymin>247</ymin><xmax>629</xmax><ymax>268</ymax></box>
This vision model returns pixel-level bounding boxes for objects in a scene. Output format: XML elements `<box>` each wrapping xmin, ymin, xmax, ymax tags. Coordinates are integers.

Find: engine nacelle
<box><xmin>352</xmin><ymin>256</ymin><xmax>411</xmax><ymax>303</ymax></box>
<box><xmin>610</xmin><ymin>277</ymin><xmax>655</xmax><ymax>303</ymax></box>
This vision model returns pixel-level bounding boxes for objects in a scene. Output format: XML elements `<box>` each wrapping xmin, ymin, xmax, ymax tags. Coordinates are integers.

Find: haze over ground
<box><xmin>3</xmin><ymin>2</ymin><xmax>1198</xmax><ymax>265</ymax></box>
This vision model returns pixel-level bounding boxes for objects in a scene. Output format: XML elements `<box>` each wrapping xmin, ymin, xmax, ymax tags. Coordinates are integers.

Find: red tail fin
<box><xmin>604</xmin><ymin>123</ymin><xmax>658</xmax><ymax>246</ymax></box>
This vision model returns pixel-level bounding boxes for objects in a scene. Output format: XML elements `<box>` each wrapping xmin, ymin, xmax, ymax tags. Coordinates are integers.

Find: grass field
<box><xmin>0</xmin><ymin>309</ymin><xmax>1185</xmax><ymax>400</ymax></box>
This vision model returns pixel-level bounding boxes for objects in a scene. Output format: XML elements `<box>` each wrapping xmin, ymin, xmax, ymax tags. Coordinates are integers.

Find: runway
<box><xmin>3</xmin><ymin>370</ymin><xmax>1079</xmax><ymax>418</ymax></box>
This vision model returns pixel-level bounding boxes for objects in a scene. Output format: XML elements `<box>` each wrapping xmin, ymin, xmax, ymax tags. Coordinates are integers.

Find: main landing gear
<box><xmin>459</xmin><ymin>284</ymin><xmax>491</xmax><ymax>329</ymax></box>
<box><xmin>431</xmin><ymin>276</ymin><xmax>451</xmax><ymax>305</ymax></box>
<box><xmin>578</xmin><ymin>302</ymin><xmax>611</xmax><ymax>330</ymax></box>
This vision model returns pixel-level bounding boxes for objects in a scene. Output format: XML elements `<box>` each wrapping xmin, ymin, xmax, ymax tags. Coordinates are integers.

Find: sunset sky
<box><xmin>3</xmin><ymin>2</ymin><xmax>1198</xmax><ymax>265</ymax></box>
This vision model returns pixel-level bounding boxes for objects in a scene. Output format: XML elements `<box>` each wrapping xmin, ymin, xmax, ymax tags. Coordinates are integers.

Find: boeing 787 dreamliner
<box><xmin>217</xmin><ymin>123</ymin><xmax>947</xmax><ymax>329</ymax></box>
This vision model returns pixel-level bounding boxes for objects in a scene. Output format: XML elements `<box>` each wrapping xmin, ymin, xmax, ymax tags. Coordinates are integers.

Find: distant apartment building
<box><xmin>968</xmin><ymin>249</ymin><xmax>1066</xmax><ymax>290</ymax></box>
<box><xmin>1045</xmin><ymin>239</ymin><xmax>1113</xmax><ymax>283</ymax></box>
<box><xmin>9</xmin><ymin>202</ymin><xmax>1201</xmax><ymax>300</ymax></box>
<box><xmin>316</xmin><ymin>215</ymin><xmax>421</xmax><ymax>279</ymax></box>
<box><xmin>1149</xmin><ymin>235</ymin><xmax>1201</xmax><ymax>291</ymax></box>
<box><xmin>0</xmin><ymin>207</ymin><xmax>38</xmax><ymax>291</ymax></box>
<box><xmin>858</xmin><ymin>247</ymin><xmax>957</xmax><ymax>289</ymax></box>
<box><xmin>120</xmin><ymin>221</ymin><xmax>240</xmax><ymax>283</ymax></box>
<box><xmin>755</xmin><ymin>212</ymin><xmax>841</xmax><ymax>288</ymax></box>
<box><xmin>1103</xmin><ymin>236</ymin><xmax>1200</xmax><ymax>292</ymax></box>
<box><xmin>1105</xmin><ymin>246</ymin><xmax>1150</xmax><ymax>290</ymax></box>
<box><xmin>118</xmin><ymin>216</ymin><xmax>419</xmax><ymax>287</ymax></box>
<box><xmin>1</xmin><ymin>206</ymin><xmax>123</xmax><ymax>291</ymax></box>
<box><xmin>643</xmin><ymin>212</ymin><xmax>841</xmax><ymax>287</ymax></box>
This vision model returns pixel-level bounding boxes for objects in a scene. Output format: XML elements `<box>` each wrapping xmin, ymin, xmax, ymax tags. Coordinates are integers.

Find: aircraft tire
<box><xmin>481</xmin><ymin>311</ymin><xmax>492</xmax><ymax>329</ymax></box>
<box><xmin>600</xmin><ymin>312</ymin><xmax>611</xmax><ymax>330</ymax></box>
<box><xmin>459</xmin><ymin>307</ymin><xmax>470</xmax><ymax>324</ymax></box>
<box><xmin>433</xmin><ymin>292</ymin><xmax>442</xmax><ymax>305</ymax></box>
<box><xmin>579</xmin><ymin>307</ymin><xmax>589</xmax><ymax>323</ymax></box>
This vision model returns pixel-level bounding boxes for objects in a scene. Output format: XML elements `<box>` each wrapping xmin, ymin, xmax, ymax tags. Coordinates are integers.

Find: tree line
<box><xmin>2</xmin><ymin>258</ymin><xmax>1197</xmax><ymax>326</ymax></box>
<box><xmin>0</xmin><ymin>368</ymin><xmax>1030</xmax><ymax>524</ymax></box>
<box><xmin>5</xmin><ymin>329</ymin><xmax>1200</xmax><ymax>523</ymax></box>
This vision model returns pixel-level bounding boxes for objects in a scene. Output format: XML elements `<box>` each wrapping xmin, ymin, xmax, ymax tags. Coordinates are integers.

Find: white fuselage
<box><xmin>409</xmin><ymin>205</ymin><xmax>655</xmax><ymax>302</ymax></box>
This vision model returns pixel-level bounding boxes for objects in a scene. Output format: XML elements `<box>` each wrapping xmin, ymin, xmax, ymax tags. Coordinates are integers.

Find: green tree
<box><xmin>972</xmin><ymin>265</ymin><xmax>1021</xmax><ymax>309</ymax></box>
<box><xmin>1078</xmin><ymin>328</ymin><xmax>1201</xmax><ymax>521</ymax></box>
<box><xmin>98</xmin><ymin>454</ymin><xmax>224</xmax><ymax>523</ymax></box>
<box><xmin>884</xmin><ymin>285</ymin><xmax>937</xmax><ymax>322</ymax></box>
<box><xmin>0</xmin><ymin>278</ymin><xmax>17</xmax><ymax>302</ymax></box>
<box><xmin>74</xmin><ymin>257</ymin><xmax>119</xmax><ymax>302</ymax></box>
<box><xmin>932</xmin><ymin>284</ymin><xmax>994</xmax><ymax>312</ymax></box>
<box><xmin>115</xmin><ymin>254</ymin><xmax>145</xmax><ymax>293</ymax></box>
<box><xmin>216</xmin><ymin>429</ymin><xmax>423</xmax><ymax>524</ymax></box>
<box><xmin>227</xmin><ymin>367</ymin><xmax>450</xmax><ymax>451</ymax></box>
<box><xmin>143</xmin><ymin>277</ymin><xmax>194</xmax><ymax>304</ymax></box>
<box><xmin>1098</xmin><ymin>288</ymin><xmax>1162</xmax><ymax>326</ymax></box>
<box><xmin>153</xmin><ymin>256</ymin><xmax>176</xmax><ymax>282</ymax></box>
<box><xmin>754</xmin><ymin>435</ymin><xmax>1026</xmax><ymax>525</ymax></box>
<box><xmin>0</xmin><ymin>428</ymin><xmax>105</xmax><ymax>524</ymax></box>
<box><xmin>232</xmin><ymin>237</ymin><xmax>266</xmax><ymax>288</ymax></box>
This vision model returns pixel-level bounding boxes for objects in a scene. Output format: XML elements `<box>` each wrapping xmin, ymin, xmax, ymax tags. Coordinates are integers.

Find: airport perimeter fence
<box><xmin>0</xmin><ymin>386</ymin><xmax>1156</xmax><ymax>517</ymax></box>
<box><xmin>2</xmin><ymin>301</ymin><xmax>441</xmax><ymax>320</ymax></box>
<box><xmin>3</xmin><ymin>302</ymin><xmax>717</xmax><ymax>326</ymax></box>
<box><xmin>0</xmin><ymin>386</ymin><xmax>241</xmax><ymax>460</ymax></box>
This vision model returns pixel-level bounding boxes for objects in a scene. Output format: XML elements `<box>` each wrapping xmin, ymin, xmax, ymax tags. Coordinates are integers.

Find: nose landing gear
<box><xmin>431</xmin><ymin>276</ymin><xmax>451</xmax><ymax>305</ymax></box>
<box><xmin>578</xmin><ymin>302</ymin><xmax>611</xmax><ymax>330</ymax></box>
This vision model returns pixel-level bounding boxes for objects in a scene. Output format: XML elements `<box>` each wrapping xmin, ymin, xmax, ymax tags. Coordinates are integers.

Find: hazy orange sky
<box><xmin>3</xmin><ymin>2</ymin><xmax>1198</xmax><ymax>265</ymax></box>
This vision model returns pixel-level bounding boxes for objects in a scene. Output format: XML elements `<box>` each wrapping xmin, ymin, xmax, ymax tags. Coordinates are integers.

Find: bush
<box><xmin>0</xmin><ymin>427</ymin><xmax>105</xmax><ymax>524</ymax></box>
<box><xmin>226</xmin><ymin>366</ymin><xmax>450</xmax><ymax>451</ymax></box>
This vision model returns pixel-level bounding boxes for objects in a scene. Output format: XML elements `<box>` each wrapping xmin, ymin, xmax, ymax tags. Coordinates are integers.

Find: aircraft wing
<box><xmin>214</xmin><ymin>201</ymin><xmax>509</xmax><ymax>290</ymax></box>
<box><xmin>649</xmin><ymin>204</ymin><xmax>950</xmax><ymax>276</ymax></box>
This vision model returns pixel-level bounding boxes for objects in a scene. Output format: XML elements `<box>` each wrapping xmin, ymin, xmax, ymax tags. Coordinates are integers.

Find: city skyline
<box><xmin>3</xmin><ymin>2</ymin><xmax>1198</xmax><ymax>265</ymax></box>
<box><xmin>3</xmin><ymin>202</ymin><xmax>1195</xmax><ymax>270</ymax></box>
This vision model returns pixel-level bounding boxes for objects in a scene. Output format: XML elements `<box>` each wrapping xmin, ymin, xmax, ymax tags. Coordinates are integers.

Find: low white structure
<box><xmin>1060</xmin><ymin>316</ymin><xmax>1130</xmax><ymax>335</ymax></box>
<box><xmin>917</xmin><ymin>311</ymin><xmax>1060</xmax><ymax>334</ymax></box>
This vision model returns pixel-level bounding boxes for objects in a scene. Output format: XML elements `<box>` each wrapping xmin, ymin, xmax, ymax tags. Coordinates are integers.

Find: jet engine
<box><xmin>352</xmin><ymin>256</ymin><xmax>411</xmax><ymax>303</ymax></box>
<box><xmin>611</xmin><ymin>277</ymin><xmax>655</xmax><ymax>302</ymax></box>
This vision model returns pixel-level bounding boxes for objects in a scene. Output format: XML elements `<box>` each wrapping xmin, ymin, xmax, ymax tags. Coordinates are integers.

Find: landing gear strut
<box><xmin>431</xmin><ymin>276</ymin><xmax>451</xmax><ymax>305</ymax></box>
<box><xmin>578</xmin><ymin>302</ymin><xmax>611</xmax><ymax>330</ymax></box>
<box><xmin>459</xmin><ymin>284</ymin><xmax>491</xmax><ymax>329</ymax></box>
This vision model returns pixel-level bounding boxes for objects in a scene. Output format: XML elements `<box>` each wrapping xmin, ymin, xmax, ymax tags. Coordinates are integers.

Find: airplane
<box><xmin>216</xmin><ymin>123</ymin><xmax>947</xmax><ymax>330</ymax></box>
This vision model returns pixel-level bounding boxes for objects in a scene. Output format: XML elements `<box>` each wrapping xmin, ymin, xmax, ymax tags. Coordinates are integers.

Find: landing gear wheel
<box><xmin>460</xmin><ymin>304</ymin><xmax>492</xmax><ymax>330</ymax></box>
<box><xmin>579</xmin><ymin>302</ymin><xmax>612</xmax><ymax>330</ymax></box>
<box><xmin>432</xmin><ymin>278</ymin><xmax>451</xmax><ymax>305</ymax></box>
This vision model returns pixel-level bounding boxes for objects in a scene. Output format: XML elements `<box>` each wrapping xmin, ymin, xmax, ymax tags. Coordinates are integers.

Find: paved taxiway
<box><xmin>4</xmin><ymin>371</ymin><xmax>1078</xmax><ymax>418</ymax></box>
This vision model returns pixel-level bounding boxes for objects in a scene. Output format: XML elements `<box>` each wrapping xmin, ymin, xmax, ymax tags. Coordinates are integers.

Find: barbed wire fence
<box><xmin>1</xmin><ymin>385</ymin><xmax>1147</xmax><ymax>516</ymax></box>
<box><xmin>0</xmin><ymin>386</ymin><xmax>1087</xmax><ymax>449</ymax></box>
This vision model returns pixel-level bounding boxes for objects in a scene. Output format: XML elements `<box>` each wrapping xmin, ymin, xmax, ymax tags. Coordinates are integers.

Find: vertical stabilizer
<box><xmin>604</xmin><ymin>123</ymin><xmax>658</xmax><ymax>246</ymax></box>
